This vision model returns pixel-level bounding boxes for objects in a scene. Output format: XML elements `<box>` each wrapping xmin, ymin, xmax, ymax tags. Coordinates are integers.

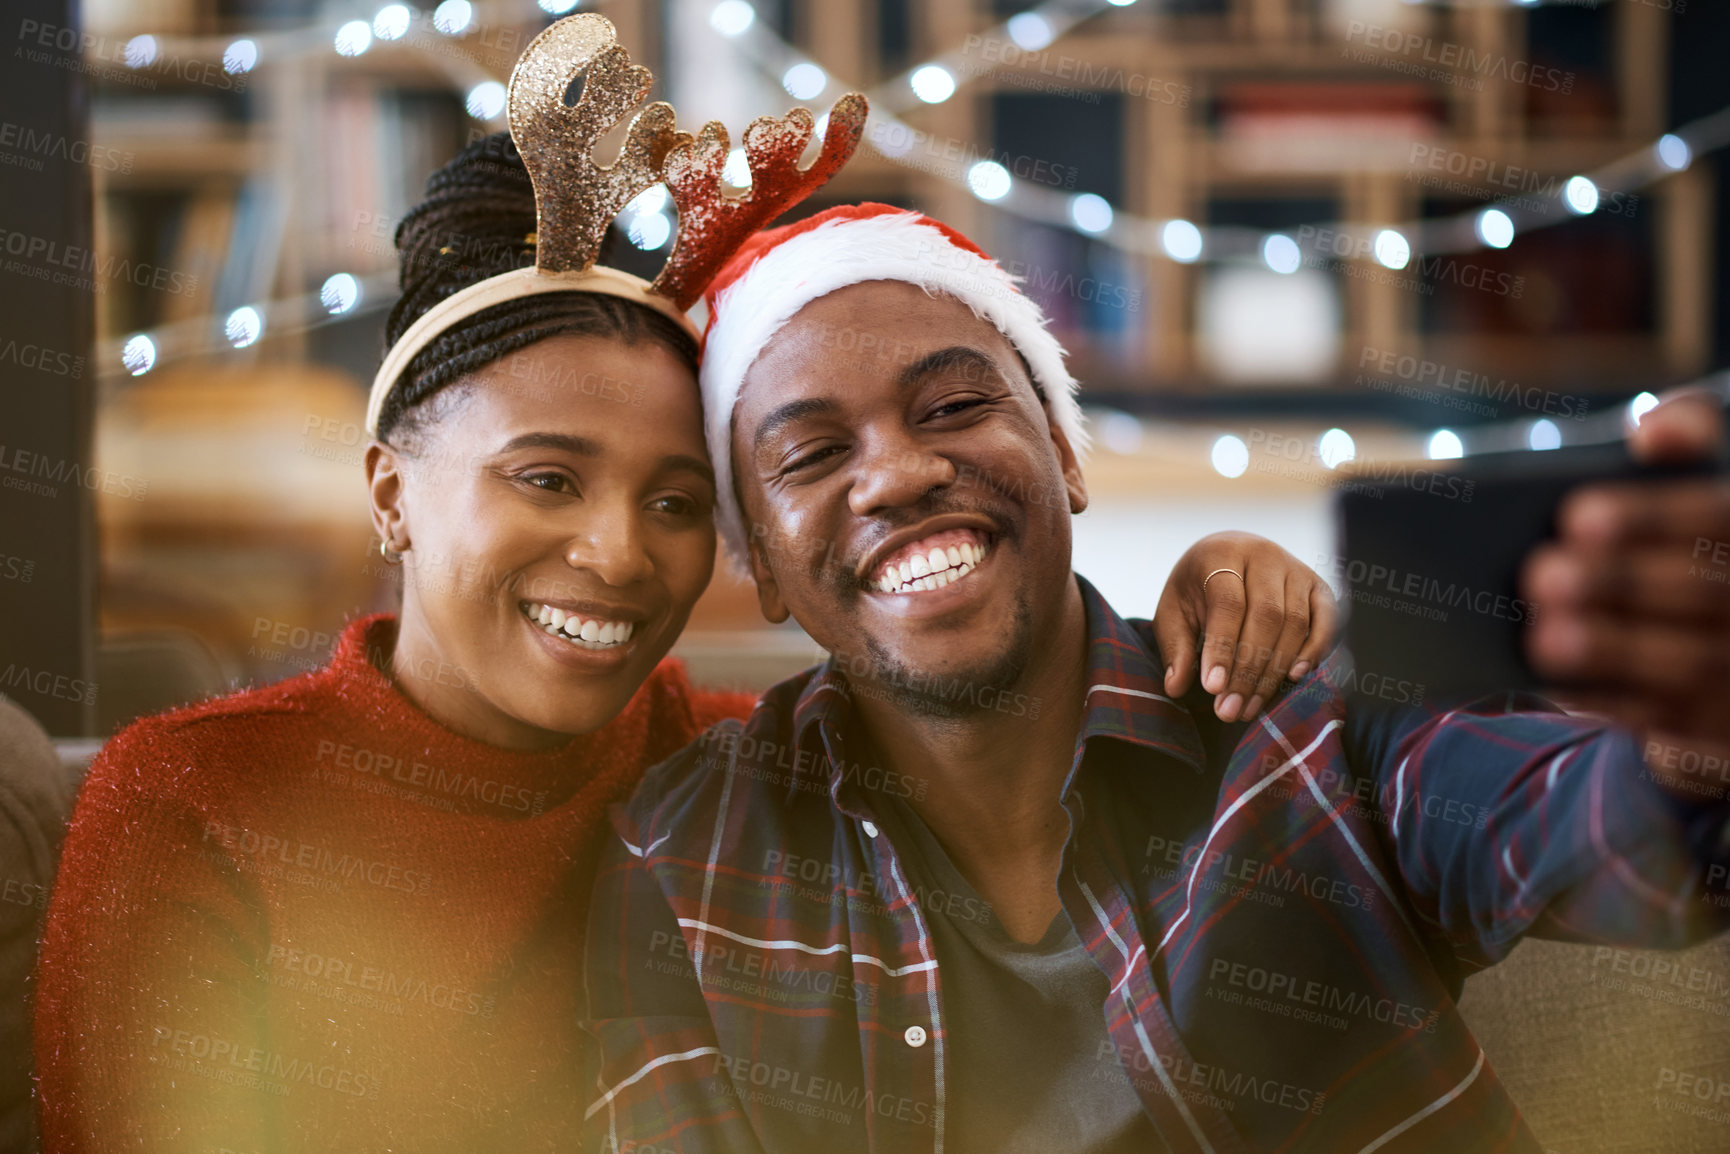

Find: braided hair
<box><xmin>376</xmin><ymin>132</ymin><xmax>698</xmax><ymax>446</ymax></box>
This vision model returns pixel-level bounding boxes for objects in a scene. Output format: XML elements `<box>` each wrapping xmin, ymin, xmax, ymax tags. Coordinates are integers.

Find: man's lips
<box><xmin>867</xmin><ymin>528</ymin><xmax>992</xmax><ymax>594</ymax></box>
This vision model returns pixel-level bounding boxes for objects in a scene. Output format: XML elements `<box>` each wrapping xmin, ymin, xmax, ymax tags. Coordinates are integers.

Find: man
<box><xmin>582</xmin><ymin>203</ymin><xmax>1730</xmax><ymax>1153</ymax></box>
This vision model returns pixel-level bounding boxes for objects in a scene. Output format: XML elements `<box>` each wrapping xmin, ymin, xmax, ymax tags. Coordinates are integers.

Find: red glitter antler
<box><xmin>653</xmin><ymin>93</ymin><xmax>868</xmax><ymax>310</ymax></box>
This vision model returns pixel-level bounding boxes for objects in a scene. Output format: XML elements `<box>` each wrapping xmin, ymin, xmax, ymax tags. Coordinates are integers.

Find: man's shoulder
<box><xmin>622</xmin><ymin>661</ymin><xmax>838</xmax><ymax>841</ymax></box>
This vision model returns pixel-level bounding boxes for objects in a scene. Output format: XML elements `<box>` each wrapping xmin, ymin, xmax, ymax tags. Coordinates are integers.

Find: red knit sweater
<box><xmin>33</xmin><ymin>614</ymin><xmax>755</xmax><ymax>1152</ymax></box>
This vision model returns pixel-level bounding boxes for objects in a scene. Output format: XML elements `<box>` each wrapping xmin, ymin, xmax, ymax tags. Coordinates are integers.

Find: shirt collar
<box><xmin>784</xmin><ymin>574</ymin><xmax>1207</xmax><ymax>806</ymax></box>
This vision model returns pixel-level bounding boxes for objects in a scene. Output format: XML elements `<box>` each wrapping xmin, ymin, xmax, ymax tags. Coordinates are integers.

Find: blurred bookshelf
<box><xmin>74</xmin><ymin>0</ymin><xmax>1719</xmax><ymax>723</ymax></box>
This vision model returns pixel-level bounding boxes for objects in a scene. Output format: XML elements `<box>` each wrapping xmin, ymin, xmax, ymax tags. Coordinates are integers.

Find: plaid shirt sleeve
<box><xmin>1341</xmin><ymin>692</ymin><xmax>1730</xmax><ymax>971</ymax></box>
<box><xmin>581</xmin><ymin>796</ymin><xmax>767</xmax><ymax>1154</ymax></box>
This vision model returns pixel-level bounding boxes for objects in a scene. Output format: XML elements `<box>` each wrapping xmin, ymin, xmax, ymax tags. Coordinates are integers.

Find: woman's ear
<box><xmin>365</xmin><ymin>442</ymin><xmax>410</xmax><ymax>553</ymax></box>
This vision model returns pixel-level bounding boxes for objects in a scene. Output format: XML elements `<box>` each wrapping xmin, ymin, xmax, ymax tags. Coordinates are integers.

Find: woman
<box><xmin>34</xmin><ymin>27</ymin><xmax>1334</xmax><ymax>1154</ymax></box>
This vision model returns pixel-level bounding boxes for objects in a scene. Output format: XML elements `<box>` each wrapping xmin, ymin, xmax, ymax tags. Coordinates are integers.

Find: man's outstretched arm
<box><xmin>1345</xmin><ymin>691</ymin><xmax>1730</xmax><ymax>974</ymax></box>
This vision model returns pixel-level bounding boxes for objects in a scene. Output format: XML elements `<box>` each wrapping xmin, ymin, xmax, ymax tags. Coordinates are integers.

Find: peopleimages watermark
<box><xmin>0</xmin><ymin>550</ymin><xmax>35</xmax><ymax>584</ymax></box>
<box><xmin>1207</xmin><ymin>957</ymin><xmax>1442</xmax><ymax>1034</ymax></box>
<box><xmin>1356</xmin><ymin>345</ymin><xmax>1590</xmax><ymax>421</ymax></box>
<box><xmin>17</xmin><ymin>18</ymin><xmax>249</xmax><ymax>93</ymax></box>
<box><xmin>1405</xmin><ymin>144</ymin><xmax>1640</xmax><ymax>219</ymax></box>
<box><xmin>957</xmin><ymin>34</ymin><xmax>1190</xmax><ymax>107</ymax></box>
<box><xmin>1313</xmin><ymin>551</ymin><xmax>1537</xmax><ymax>626</ymax></box>
<box><xmin>711</xmin><ymin>1053</ymin><xmax>936</xmax><ymax>1130</ymax></box>
<box><xmin>0</xmin><ymin>335</ymin><xmax>84</xmax><ymax>379</ymax></box>
<box><xmin>148</xmin><ymin>1024</ymin><xmax>381</xmax><ymax>1099</ymax></box>
<box><xmin>0</xmin><ymin>663</ymin><xmax>97</xmax><ymax>705</ymax></box>
<box><xmin>1341</xmin><ymin>21</ymin><xmax>1574</xmax><ymax>94</ymax></box>
<box><xmin>763</xmin><ymin>848</ymin><xmax>996</xmax><ymax>929</ymax></box>
<box><xmin>1296</xmin><ymin>225</ymin><xmax>1524</xmax><ymax>300</ymax></box>
<box><xmin>265</xmin><ymin>940</ymin><xmax>497</xmax><ymax>1019</ymax></box>
<box><xmin>0</xmin><ymin>442</ymin><xmax>148</xmax><ymax>501</ymax></box>
<box><xmin>1143</xmin><ymin>834</ymin><xmax>1378</xmax><ymax>912</ymax></box>
<box><xmin>646</xmin><ymin>927</ymin><xmax>879</xmax><ymax>1009</ymax></box>
<box><xmin>1243</xmin><ymin>429</ymin><xmax>1477</xmax><ymax>505</ymax></box>
<box><xmin>869</xmin><ymin>123</ymin><xmax>1081</xmax><ymax>189</ymax></box>
<box><xmin>0</xmin><ymin>120</ymin><xmax>133</xmax><ymax>175</ymax></box>
<box><xmin>0</xmin><ymin>226</ymin><xmax>199</xmax><ymax>298</ymax></box>
<box><xmin>1096</xmin><ymin>1041</ymin><xmax>1327</xmax><ymax>1117</ymax></box>
<box><xmin>1691</xmin><ymin>537</ymin><xmax>1730</xmax><ymax>587</ymax></box>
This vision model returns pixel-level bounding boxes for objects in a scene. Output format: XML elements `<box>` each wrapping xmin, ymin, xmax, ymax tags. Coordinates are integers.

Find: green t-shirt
<box><xmin>870</xmin><ymin>791</ymin><xmax>1164</xmax><ymax>1154</ymax></box>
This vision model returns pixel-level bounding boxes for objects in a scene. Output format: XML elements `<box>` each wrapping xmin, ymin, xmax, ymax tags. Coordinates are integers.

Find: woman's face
<box><xmin>373</xmin><ymin>332</ymin><xmax>716</xmax><ymax>748</ymax></box>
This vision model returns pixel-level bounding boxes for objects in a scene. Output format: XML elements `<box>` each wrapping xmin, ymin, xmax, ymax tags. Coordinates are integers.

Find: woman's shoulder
<box><xmin>81</xmin><ymin>665</ymin><xmax>337</xmax><ymax>804</ymax></box>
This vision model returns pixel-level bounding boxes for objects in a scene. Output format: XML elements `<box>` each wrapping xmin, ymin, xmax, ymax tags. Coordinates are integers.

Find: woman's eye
<box><xmin>650</xmin><ymin>495</ymin><xmax>698</xmax><ymax>517</ymax></box>
<box><xmin>522</xmin><ymin>472</ymin><xmax>575</xmax><ymax>494</ymax></box>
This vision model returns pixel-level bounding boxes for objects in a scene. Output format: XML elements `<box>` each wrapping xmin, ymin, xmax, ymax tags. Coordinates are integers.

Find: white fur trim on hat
<box><xmin>700</xmin><ymin>210</ymin><xmax>1088</xmax><ymax>566</ymax></box>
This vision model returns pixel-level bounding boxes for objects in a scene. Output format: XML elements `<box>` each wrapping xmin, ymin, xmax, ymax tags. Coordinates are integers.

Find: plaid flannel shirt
<box><xmin>583</xmin><ymin>577</ymin><xmax>1730</xmax><ymax>1154</ymax></box>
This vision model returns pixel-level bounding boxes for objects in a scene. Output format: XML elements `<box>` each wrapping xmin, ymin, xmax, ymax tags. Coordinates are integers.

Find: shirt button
<box><xmin>904</xmin><ymin>1025</ymin><xmax>927</xmax><ymax>1048</ymax></box>
<box><xmin>862</xmin><ymin>820</ymin><xmax>879</xmax><ymax>838</ymax></box>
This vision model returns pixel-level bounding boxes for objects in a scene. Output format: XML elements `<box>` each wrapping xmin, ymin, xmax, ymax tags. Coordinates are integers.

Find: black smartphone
<box><xmin>1332</xmin><ymin>441</ymin><xmax>1722</xmax><ymax>702</ymax></box>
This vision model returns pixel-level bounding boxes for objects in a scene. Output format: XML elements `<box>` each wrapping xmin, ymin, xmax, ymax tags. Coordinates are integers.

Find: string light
<box><xmin>121</xmin><ymin>334</ymin><xmax>156</xmax><ymax>376</ymax></box>
<box><xmin>1563</xmin><ymin>176</ymin><xmax>1599</xmax><ymax>216</ymax></box>
<box><xmin>372</xmin><ymin>5</ymin><xmax>410</xmax><ymax>41</ymax></box>
<box><xmin>909</xmin><ymin>65</ymin><xmax>956</xmax><ymax>104</ymax></box>
<box><xmin>465</xmin><ymin>81</ymin><xmax>506</xmax><ymax>121</ymax></box>
<box><xmin>320</xmin><ymin>273</ymin><xmax>361</xmax><ymax>315</ymax></box>
<box><xmin>432</xmin><ymin>0</ymin><xmax>471</xmax><ymax>36</ymax></box>
<box><xmin>333</xmin><ymin>20</ymin><xmax>372</xmax><ymax>56</ymax></box>
<box><xmin>222</xmin><ymin>39</ymin><xmax>258</xmax><ymax>74</ymax></box>
<box><xmin>709</xmin><ymin>0</ymin><xmax>755</xmax><ymax>37</ymax></box>
<box><xmin>1211</xmin><ymin>435</ymin><xmax>1249</xmax><ymax>479</ymax></box>
<box><xmin>1476</xmin><ymin>209</ymin><xmax>1515</xmax><ymax>249</ymax></box>
<box><xmin>225</xmin><ymin>306</ymin><xmax>264</xmax><ymax>349</ymax></box>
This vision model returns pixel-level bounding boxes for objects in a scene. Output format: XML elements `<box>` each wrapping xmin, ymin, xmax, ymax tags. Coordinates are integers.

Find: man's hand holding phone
<box><xmin>1523</xmin><ymin>390</ymin><xmax>1730</xmax><ymax>778</ymax></box>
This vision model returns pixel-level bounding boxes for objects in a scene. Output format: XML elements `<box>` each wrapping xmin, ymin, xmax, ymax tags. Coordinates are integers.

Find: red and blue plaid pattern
<box><xmin>583</xmin><ymin>577</ymin><xmax>1729</xmax><ymax>1153</ymax></box>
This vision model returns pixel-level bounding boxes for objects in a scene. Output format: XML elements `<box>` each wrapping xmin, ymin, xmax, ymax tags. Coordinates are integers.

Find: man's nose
<box><xmin>846</xmin><ymin>431</ymin><xmax>958</xmax><ymax>518</ymax></box>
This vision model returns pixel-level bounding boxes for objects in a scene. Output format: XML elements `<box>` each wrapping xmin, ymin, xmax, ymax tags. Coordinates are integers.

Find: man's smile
<box><xmin>868</xmin><ymin>527</ymin><xmax>993</xmax><ymax>595</ymax></box>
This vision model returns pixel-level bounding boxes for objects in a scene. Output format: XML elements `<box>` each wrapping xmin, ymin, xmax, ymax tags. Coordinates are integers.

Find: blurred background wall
<box><xmin>2</xmin><ymin>0</ymin><xmax>1727</xmax><ymax>736</ymax></box>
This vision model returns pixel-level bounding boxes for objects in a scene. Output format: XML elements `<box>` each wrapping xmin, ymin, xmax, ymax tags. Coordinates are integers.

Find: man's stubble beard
<box><xmin>851</xmin><ymin>587</ymin><xmax>1037</xmax><ymax>721</ymax></box>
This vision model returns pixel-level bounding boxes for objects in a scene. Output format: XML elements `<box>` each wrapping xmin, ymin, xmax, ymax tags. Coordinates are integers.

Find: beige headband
<box><xmin>364</xmin><ymin>265</ymin><xmax>700</xmax><ymax>438</ymax></box>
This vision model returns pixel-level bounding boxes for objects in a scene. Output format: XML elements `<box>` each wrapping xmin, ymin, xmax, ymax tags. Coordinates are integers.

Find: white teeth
<box><xmin>909</xmin><ymin>554</ymin><xmax>930</xmax><ymax>578</ymax></box>
<box><xmin>963</xmin><ymin>543</ymin><xmax>977</xmax><ymax>564</ymax></box>
<box><xmin>945</xmin><ymin>546</ymin><xmax>961</xmax><ymax>568</ymax></box>
<box><xmin>525</xmin><ymin>603</ymin><xmax>634</xmax><ymax>649</ymax></box>
<box><xmin>928</xmin><ymin>548</ymin><xmax>950</xmax><ymax>573</ymax></box>
<box><xmin>897</xmin><ymin>561</ymin><xmax>912</xmax><ymax>585</ymax></box>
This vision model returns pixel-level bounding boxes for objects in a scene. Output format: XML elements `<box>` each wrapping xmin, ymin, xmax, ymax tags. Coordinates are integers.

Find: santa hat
<box><xmin>699</xmin><ymin>202</ymin><xmax>1089</xmax><ymax>566</ymax></box>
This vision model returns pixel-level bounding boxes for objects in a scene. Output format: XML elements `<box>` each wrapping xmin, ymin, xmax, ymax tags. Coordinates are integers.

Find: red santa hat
<box><xmin>699</xmin><ymin>201</ymin><xmax>1088</xmax><ymax>564</ymax></box>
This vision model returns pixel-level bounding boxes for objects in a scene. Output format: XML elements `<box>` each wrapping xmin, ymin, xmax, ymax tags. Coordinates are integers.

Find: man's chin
<box><xmin>841</xmin><ymin>640</ymin><xmax>1032</xmax><ymax>721</ymax></box>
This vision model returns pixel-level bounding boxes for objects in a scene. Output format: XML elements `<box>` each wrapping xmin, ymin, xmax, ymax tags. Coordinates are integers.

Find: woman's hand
<box><xmin>1152</xmin><ymin>531</ymin><xmax>1339</xmax><ymax>723</ymax></box>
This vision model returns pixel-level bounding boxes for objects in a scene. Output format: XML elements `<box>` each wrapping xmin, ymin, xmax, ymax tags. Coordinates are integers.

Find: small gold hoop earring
<box><xmin>379</xmin><ymin>539</ymin><xmax>404</xmax><ymax>565</ymax></box>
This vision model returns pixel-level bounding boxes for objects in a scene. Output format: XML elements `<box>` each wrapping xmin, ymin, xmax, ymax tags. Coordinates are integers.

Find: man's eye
<box><xmin>785</xmin><ymin>445</ymin><xmax>845</xmax><ymax>474</ymax></box>
<box><xmin>930</xmin><ymin>397</ymin><xmax>987</xmax><ymax>419</ymax></box>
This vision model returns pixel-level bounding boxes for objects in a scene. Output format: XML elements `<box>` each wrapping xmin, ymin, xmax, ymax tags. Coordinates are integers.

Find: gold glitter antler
<box><xmin>653</xmin><ymin>93</ymin><xmax>869</xmax><ymax>309</ymax></box>
<box><xmin>507</xmin><ymin>14</ymin><xmax>686</xmax><ymax>274</ymax></box>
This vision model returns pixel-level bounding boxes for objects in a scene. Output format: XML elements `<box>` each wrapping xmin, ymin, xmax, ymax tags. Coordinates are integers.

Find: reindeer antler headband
<box><xmin>365</xmin><ymin>13</ymin><xmax>867</xmax><ymax>437</ymax></box>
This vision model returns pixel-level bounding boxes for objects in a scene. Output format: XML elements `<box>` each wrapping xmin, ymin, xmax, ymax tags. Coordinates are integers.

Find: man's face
<box><xmin>732</xmin><ymin>280</ymin><xmax>1087</xmax><ymax>713</ymax></box>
